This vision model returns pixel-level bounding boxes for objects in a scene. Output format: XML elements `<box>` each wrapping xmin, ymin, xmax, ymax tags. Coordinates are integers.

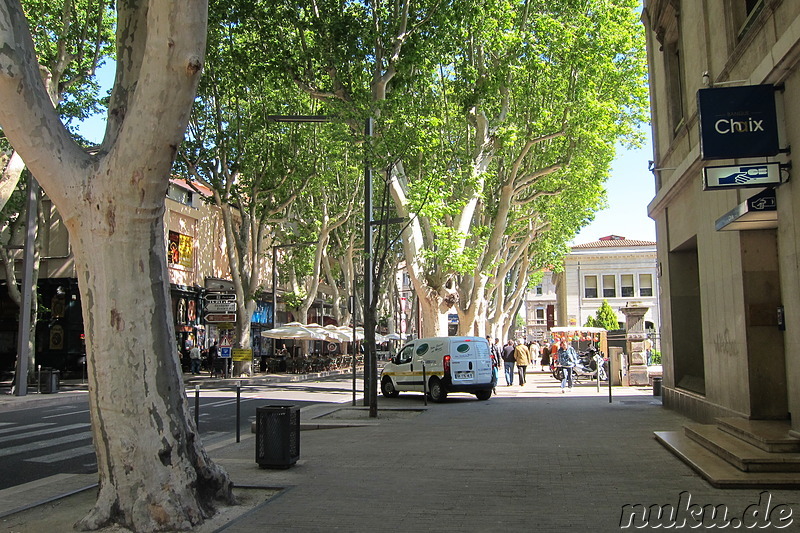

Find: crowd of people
<box><xmin>486</xmin><ymin>336</ymin><xmax>581</xmax><ymax>392</ymax></box>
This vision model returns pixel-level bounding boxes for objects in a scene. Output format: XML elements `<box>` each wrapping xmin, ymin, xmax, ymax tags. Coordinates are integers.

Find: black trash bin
<box><xmin>40</xmin><ymin>369</ymin><xmax>60</xmax><ymax>394</ymax></box>
<box><xmin>652</xmin><ymin>376</ymin><xmax>662</xmax><ymax>396</ymax></box>
<box><xmin>256</xmin><ymin>405</ymin><xmax>300</xmax><ymax>469</ymax></box>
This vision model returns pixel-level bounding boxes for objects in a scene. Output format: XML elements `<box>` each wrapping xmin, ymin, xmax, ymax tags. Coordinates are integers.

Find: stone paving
<box><xmin>2</xmin><ymin>371</ymin><xmax>799</xmax><ymax>532</ymax></box>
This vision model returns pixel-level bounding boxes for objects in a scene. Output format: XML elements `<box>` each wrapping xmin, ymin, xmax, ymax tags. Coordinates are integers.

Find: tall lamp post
<box><xmin>268</xmin><ymin>114</ymin><xmax>377</xmax><ymax>413</ymax></box>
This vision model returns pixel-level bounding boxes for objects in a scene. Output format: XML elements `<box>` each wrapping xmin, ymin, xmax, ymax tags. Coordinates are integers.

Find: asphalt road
<box><xmin>0</xmin><ymin>376</ymin><xmax>360</xmax><ymax>491</ymax></box>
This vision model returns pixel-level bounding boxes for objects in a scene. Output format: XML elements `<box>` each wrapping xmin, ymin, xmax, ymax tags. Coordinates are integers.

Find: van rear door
<box><xmin>448</xmin><ymin>339</ymin><xmax>492</xmax><ymax>386</ymax></box>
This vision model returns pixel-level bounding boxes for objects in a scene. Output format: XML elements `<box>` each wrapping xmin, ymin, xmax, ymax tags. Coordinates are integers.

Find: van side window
<box><xmin>398</xmin><ymin>345</ymin><xmax>414</xmax><ymax>364</ymax></box>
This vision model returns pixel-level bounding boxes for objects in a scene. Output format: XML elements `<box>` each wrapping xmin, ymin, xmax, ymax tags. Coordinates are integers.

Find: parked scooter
<box><xmin>552</xmin><ymin>348</ymin><xmax>608</xmax><ymax>383</ymax></box>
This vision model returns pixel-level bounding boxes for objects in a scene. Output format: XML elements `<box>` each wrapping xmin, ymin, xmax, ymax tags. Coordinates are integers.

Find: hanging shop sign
<box><xmin>715</xmin><ymin>188</ymin><xmax>777</xmax><ymax>232</ymax></box>
<box><xmin>703</xmin><ymin>162</ymin><xmax>784</xmax><ymax>190</ymax></box>
<box><xmin>698</xmin><ymin>84</ymin><xmax>780</xmax><ymax>160</ymax></box>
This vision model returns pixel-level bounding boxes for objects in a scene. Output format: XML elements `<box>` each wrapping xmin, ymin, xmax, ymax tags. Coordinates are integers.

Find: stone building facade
<box><xmin>642</xmin><ymin>0</ymin><xmax>800</xmax><ymax>434</ymax></box>
<box><xmin>553</xmin><ymin>236</ymin><xmax>660</xmax><ymax>333</ymax></box>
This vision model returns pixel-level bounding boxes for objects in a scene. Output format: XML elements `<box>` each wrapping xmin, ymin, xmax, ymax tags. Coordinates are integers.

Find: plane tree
<box><xmin>0</xmin><ymin>2</ymin><xmax>234</xmax><ymax>530</ymax></box>
<box><xmin>256</xmin><ymin>0</ymin><xmax>647</xmax><ymax>338</ymax></box>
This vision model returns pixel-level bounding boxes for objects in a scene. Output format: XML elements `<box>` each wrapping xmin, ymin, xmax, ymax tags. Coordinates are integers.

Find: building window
<box><xmin>621</xmin><ymin>274</ymin><xmax>634</xmax><ymax>297</ymax></box>
<box><xmin>584</xmin><ymin>276</ymin><xmax>598</xmax><ymax>299</ymax></box>
<box><xmin>664</xmin><ymin>39</ymin><xmax>685</xmax><ymax>132</ymax></box>
<box><xmin>535</xmin><ymin>308</ymin><xmax>545</xmax><ymax>325</ymax></box>
<box><xmin>167</xmin><ymin>183</ymin><xmax>194</xmax><ymax>207</ymax></box>
<box><xmin>602</xmin><ymin>275</ymin><xmax>616</xmax><ymax>298</ymax></box>
<box><xmin>535</xmin><ymin>284</ymin><xmax>543</xmax><ymax>296</ymax></box>
<box><xmin>737</xmin><ymin>0</ymin><xmax>764</xmax><ymax>39</ymax></box>
<box><xmin>639</xmin><ymin>274</ymin><xmax>653</xmax><ymax>297</ymax></box>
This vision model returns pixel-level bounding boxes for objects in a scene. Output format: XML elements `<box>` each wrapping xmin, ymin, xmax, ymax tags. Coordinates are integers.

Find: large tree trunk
<box><xmin>0</xmin><ymin>2</ymin><xmax>234</xmax><ymax>530</ymax></box>
<box><xmin>70</xmin><ymin>202</ymin><xmax>232</xmax><ymax>531</ymax></box>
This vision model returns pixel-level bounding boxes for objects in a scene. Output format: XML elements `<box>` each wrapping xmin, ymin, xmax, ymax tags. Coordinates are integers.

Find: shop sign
<box><xmin>698</xmin><ymin>84</ymin><xmax>779</xmax><ymax>160</ymax></box>
<box><xmin>703</xmin><ymin>162</ymin><xmax>783</xmax><ymax>190</ymax></box>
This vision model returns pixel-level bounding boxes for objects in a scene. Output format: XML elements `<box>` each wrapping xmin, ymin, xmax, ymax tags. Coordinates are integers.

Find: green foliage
<box><xmin>188</xmin><ymin>0</ymin><xmax>650</xmax><ymax>330</ymax></box>
<box><xmin>593</xmin><ymin>300</ymin><xmax>621</xmax><ymax>331</ymax></box>
<box><xmin>650</xmin><ymin>349</ymin><xmax>661</xmax><ymax>365</ymax></box>
<box><xmin>282</xmin><ymin>289</ymin><xmax>307</xmax><ymax>311</ymax></box>
<box><xmin>21</xmin><ymin>0</ymin><xmax>116</xmax><ymax>133</ymax></box>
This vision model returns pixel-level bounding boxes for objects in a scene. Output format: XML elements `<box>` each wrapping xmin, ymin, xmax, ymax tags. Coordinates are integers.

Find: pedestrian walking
<box><xmin>514</xmin><ymin>341</ymin><xmax>531</xmax><ymax>386</ymax></box>
<box><xmin>208</xmin><ymin>340</ymin><xmax>220</xmax><ymax>377</ymax></box>
<box><xmin>501</xmin><ymin>340</ymin><xmax>516</xmax><ymax>386</ymax></box>
<box><xmin>557</xmin><ymin>340</ymin><xmax>579</xmax><ymax>392</ymax></box>
<box><xmin>530</xmin><ymin>340</ymin><xmax>541</xmax><ymax>369</ymax></box>
<box><xmin>189</xmin><ymin>344</ymin><xmax>202</xmax><ymax>375</ymax></box>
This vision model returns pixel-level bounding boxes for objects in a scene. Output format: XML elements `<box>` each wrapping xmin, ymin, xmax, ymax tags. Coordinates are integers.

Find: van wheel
<box><xmin>428</xmin><ymin>378</ymin><xmax>447</xmax><ymax>402</ymax></box>
<box><xmin>474</xmin><ymin>389</ymin><xmax>492</xmax><ymax>401</ymax></box>
<box><xmin>381</xmin><ymin>377</ymin><xmax>399</xmax><ymax>398</ymax></box>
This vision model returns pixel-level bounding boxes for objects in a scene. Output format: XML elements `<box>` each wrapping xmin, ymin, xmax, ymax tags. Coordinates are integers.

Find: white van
<box><xmin>380</xmin><ymin>336</ymin><xmax>493</xmax><ymax>402</ymax></box>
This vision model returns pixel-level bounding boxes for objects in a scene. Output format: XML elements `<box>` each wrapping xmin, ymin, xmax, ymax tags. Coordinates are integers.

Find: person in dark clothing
<box><xmin>501</xmin><ymin>340</ymin><xmax>516</xmax><ymax>386</ymax></box>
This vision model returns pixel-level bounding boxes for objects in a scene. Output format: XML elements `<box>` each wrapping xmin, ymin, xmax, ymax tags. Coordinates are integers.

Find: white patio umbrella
<box><xmin>260</xmin><ymin>324</ymin><xmax>328</xmax><ymax>341</ymax></box>
<box><xmin>322</xmin><ymin>325</ymin><xmax>352</xmax><ymax>343</ymax></box>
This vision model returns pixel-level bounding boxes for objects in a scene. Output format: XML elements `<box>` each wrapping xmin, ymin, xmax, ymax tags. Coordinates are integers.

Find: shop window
<box><xmin>621</xmin><ymin>274</ymin><xmax>634</xmax><ymax>297</ymax></box>
<box><xmin>639</xmin><ymin>274</ymin><xmax>653</xmax><ymax>297</ymax></box>
<box><xmin>602</xmin><ymin>275</ymin><xmax>616</xmax><ymax>298</ymax></box>
<box><xmin>584</xmin><ymin>276</ymin><xmax>598</xmax><ymax>299</ymax></box>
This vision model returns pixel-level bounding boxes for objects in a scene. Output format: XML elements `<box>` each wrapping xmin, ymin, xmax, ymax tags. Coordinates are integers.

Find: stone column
<box><xmin>621</xmin><ymin>305</ymin><xmax>649</xmax><ymax>386</ymax></box>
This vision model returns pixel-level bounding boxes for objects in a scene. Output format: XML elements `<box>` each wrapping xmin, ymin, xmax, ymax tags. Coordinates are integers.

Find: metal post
<box><xmin>194</xmin><ymin>385</ymin><xmax>200</xmax><ymax>427</ymax></box>
<box><xmin>37</xmin><ymin>364</ymin><xmax>41</xmax><ymax>394</ymax></box>
<box><xmin>352</xmin><ymin>280</ymin><xmax>357</xmax><ymax>406</ymax></box>
<box><xmin>13</xmin><ymin>179</ymin><xmax>38</xmax><ymax>396</ymax></box>
<box><xmin>236</xmin><ymin>381</ymin><xmax>241</xmax><ymax>442</ymax></box>
<box><xmin>272</xmin><ymin>245</ymin><xmax>278</xmax><ymax>357</ymax></box>
<box><xmin>608</xmin><ymin>354</ymin><xmax>613</xmax><ymax>403</ymax></box>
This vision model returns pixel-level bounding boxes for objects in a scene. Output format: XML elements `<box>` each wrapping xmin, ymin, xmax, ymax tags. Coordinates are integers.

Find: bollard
<box><xmin>37</xmin><ymin>364</ymin><xmax>41</xmax><ymax>394</ymax></box>
<box><xmin>236</xmin><ymin>381</ymin><xmax>241</xmax><ymax>443</ymax></box>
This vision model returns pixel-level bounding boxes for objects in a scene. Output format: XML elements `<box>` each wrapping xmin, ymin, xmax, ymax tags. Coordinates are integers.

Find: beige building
<box><xmin>524</xmin><ymin>270</ymin><xmax>558</xmax><ymax>342</ymax></box>
<box><xmin>554</xmin><ymin>236</ymin><xmax>659</xmax><ymax>333</ymax></box>
<box><xmin>642</xmin><ymin>0</ymin><xmax>800</xmax><ymax>443</ymax></box>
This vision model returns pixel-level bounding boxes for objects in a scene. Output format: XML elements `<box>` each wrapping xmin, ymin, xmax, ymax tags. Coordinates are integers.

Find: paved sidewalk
<box><xmin>3</xmin><ymin>371</ymin><xmax>799</xmax><ymax>532</ymax></box>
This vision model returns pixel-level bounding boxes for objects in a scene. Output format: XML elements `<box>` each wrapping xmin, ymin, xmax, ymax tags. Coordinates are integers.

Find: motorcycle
<box><xmin>552</xmin><ymin>349</ymin><xmax>608</xmax><ymax>383</ymax></box>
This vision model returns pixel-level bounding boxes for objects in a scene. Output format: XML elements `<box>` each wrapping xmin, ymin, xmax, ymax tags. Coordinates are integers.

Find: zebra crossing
<box><xmin>0</xmin><ymin>397</ymin><xmax>257</xmax><ymax>481</ymax></box>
